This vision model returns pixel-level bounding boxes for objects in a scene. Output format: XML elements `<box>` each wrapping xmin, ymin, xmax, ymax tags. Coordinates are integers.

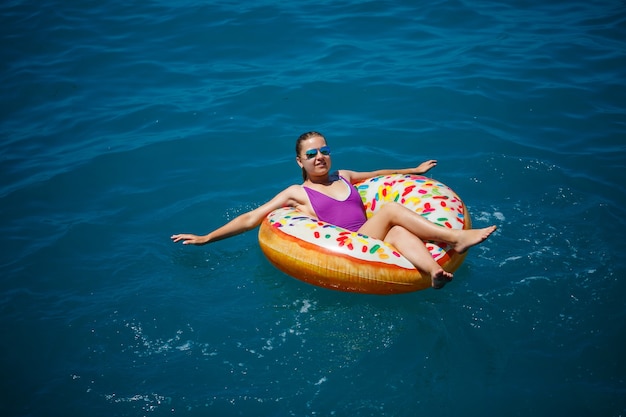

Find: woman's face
<box><xmin>297</xmin><ymin>135</ymin><xmax>331</xmax><ymax>177</ymax></box>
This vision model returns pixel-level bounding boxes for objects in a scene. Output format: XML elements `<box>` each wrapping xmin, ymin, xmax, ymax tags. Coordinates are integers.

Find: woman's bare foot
<box><xmin>453</xmin><ymin>225</ymin><xmax>497</xmax><ymax>254</ymax></box>
<box><xmin>431</xmin><ymin>268</ymin><xmax>453</xmax><ymax>289</ymax></box>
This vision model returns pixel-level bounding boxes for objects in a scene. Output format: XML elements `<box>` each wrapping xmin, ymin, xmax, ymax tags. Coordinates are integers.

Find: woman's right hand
<box><xmin>170</xmin><ymin>234</ymin><xmax>209</xmax><ymax>245</ymax></box>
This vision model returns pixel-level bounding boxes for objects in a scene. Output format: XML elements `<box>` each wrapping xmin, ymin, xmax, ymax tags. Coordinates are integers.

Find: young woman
<box><xmin>171</xmin><ymin>131</ymin><xmax>496</xmax><ymax>289</ymax></box>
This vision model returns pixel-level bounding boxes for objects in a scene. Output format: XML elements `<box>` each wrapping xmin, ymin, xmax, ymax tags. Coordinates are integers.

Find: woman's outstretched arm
<box><xmin>171</xmin><ymin>185</ymin><xmax>307</xmax><ymax>246</ymax></box>
<box><xmin>340</xmin><ymin>159</ymin><xmax>437</xmax><ymax>184</ymax></box>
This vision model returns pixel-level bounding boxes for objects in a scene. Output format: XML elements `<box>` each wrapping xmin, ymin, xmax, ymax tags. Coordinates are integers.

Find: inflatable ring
<box><xmin>258</xmin><ymin>174</ymin><xmax>471</xmax><ymax>294</ymax></box>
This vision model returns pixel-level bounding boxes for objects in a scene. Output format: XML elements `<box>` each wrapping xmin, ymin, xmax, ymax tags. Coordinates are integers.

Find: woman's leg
<box><xmin>383</xmin><ymin>226</ymin><xmax>453</xmax><ymax>289</ymax></box>
<box><xmin>358</xmin><ymin>202</ymin><xmax>496</xmax><ymax>254</ymax></box>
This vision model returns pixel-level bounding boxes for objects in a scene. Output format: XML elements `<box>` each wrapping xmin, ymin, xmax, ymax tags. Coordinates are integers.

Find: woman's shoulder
<box><xmin>264</xmin><ymin>184</ymin><xmax>309</xmax><ymax>210</ymax></box>
<box><xmin>336</xmin><ymin>169</ymin><xmax>355</xmax><ymax>182</ymax></box>
<box><xmin>284</xmin><ymin>183</ymin><xmax>306</xmax><ymax>194</ymax></box>
<box><xmin>283</xmin><ymin>183</ymin><xmax>310</xmax><ymax>200</ymax></box>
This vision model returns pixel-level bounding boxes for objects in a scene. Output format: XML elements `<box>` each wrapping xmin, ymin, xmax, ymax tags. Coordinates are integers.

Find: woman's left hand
<box><xmin>416</xmin><ymin>159</ymin><xmax>437</xmax><ymax>174</ymax></box>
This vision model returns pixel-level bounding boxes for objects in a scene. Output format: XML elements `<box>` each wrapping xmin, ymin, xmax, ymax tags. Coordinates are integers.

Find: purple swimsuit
<box><xmin>303</xmin><ymin>175</ymin><xmax>367</xmax><ymax>232</ymax></box>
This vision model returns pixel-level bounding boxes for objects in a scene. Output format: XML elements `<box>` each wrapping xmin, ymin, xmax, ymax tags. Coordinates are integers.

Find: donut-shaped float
<box><xmin>258</xmin><ymin>174</ymin><xmax>471</xmax><ymax>294</ymax></box>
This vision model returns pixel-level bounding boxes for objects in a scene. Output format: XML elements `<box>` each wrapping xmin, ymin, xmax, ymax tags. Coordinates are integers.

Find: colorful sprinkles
<box><xmin>265</xmin><ymin>174</ymin><xmax>466</xmax><ymax>267</ymax></box>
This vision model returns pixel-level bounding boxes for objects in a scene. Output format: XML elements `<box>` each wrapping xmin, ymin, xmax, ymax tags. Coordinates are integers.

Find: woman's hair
<box><xmin>295</xmin><ymin>131</ymin><xmax>326</xmax><ymax>180</ymax></box>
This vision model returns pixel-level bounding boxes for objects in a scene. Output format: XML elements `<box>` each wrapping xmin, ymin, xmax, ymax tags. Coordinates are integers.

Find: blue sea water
<box><xmin>1</xmin><ymin>0</ymin><xmax>625</xmax><ymax>415</ymax></box>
